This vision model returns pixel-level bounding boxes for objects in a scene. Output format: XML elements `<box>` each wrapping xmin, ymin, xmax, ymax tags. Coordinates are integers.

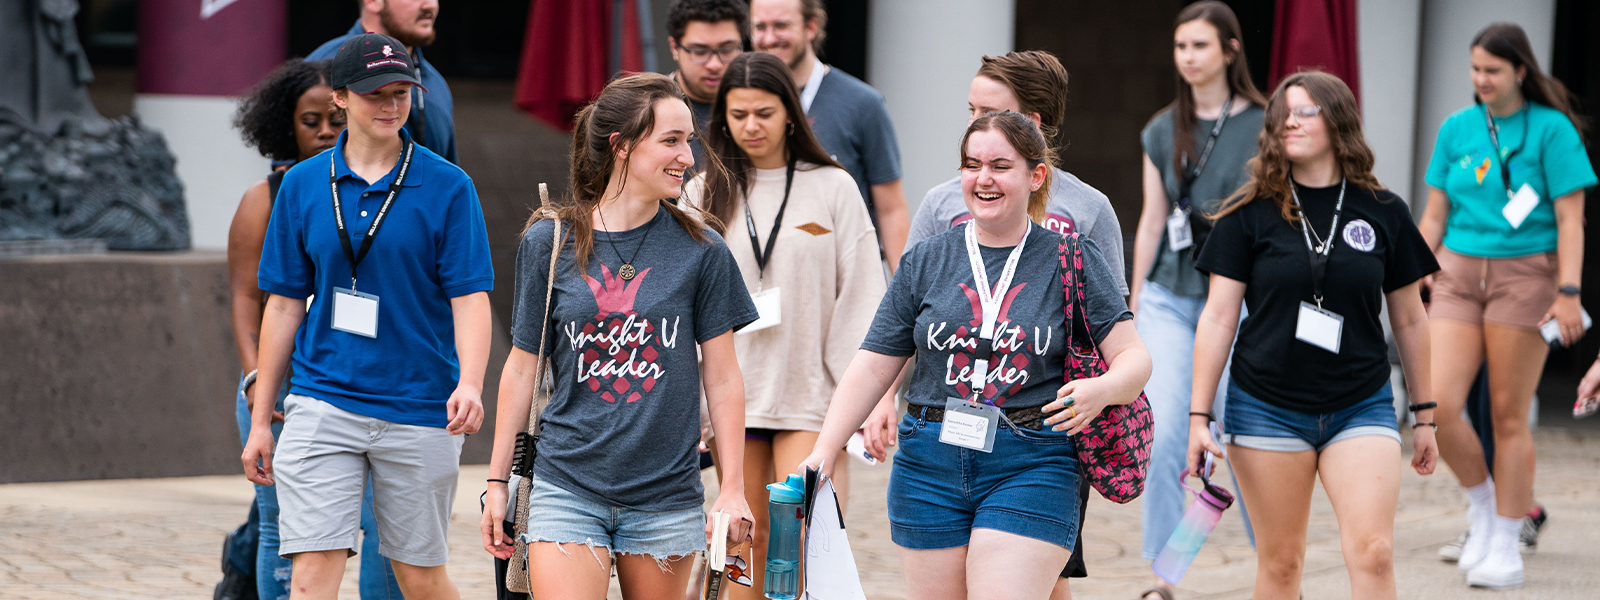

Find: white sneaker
<box><xmin>1458</xmin><ymin>509</ymin><xmax>1493</xmax><ymax>571</ymax></box>
<box><xmin>1467</xmin><ymin>528</ymin><xmax>1524</xmax><ymax>588</ymax></box>
<box><xmin>1439</xmin><ymin>530</ymin><xmax>1467</xmax><ymax>562</ymax></box>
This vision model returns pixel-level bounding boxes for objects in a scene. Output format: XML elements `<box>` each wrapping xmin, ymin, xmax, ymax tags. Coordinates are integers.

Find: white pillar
<box><xmin>1411</xmin><ymin>0</ymin><xmax>1557</xmax><ymax>210</ymax></box>
<box><xmin>868</xmin><ymin>0</ymin><xmax>1014</xmax><ymax>213</ymax></box>
<box><xmin>135</xmin><ymin>95</ymin><xmax>270</xmax><ymax>250</ymax></box>
<box><xmin>1359</xmin><ymin>0</ymin><xmax>1424</xmax><ymax>210</ymax></box>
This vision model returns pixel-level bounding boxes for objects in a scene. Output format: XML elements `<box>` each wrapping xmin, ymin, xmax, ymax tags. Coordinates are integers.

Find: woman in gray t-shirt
<box><xmin>1126</xmin><ymin>3</ymin><xmax>1267</xmax><ymax>599</ymax></box>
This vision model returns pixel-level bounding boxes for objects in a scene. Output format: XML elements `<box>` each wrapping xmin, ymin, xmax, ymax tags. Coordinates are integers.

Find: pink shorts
<box><xmin>1428</xmin><ymin>248</ymin><xmax>1558</xmax><ymax>330</ymax></box>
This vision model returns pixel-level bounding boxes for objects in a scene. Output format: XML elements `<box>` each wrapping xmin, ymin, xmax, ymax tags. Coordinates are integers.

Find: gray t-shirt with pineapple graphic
<box><xmin>512</xmin><ymin>207</ymin><xmax>758</xmax><ymax>511</ymax></box>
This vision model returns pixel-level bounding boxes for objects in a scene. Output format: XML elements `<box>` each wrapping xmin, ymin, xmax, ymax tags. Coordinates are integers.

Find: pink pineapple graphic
<box><xmin>580</xmin><ymin>265</ymin><xmax>662</xmax><ymax>403</ymax></box>
<box><xmin>951</xmin><ymin>282</ymin><xmax>1031</xmax><ymax>405</ymax></box>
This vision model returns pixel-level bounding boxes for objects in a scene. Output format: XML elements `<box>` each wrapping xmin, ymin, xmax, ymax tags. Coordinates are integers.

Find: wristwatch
<box><xmin>1559</xmin><ymin>284</ymin><xmax>1582</xmax><ymax>296</ymax></box>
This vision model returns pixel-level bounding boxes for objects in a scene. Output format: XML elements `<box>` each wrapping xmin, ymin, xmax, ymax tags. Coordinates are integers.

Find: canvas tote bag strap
<box><xmin>525</xmin><ymin>182</ymin><xmax>559</xmax><ymax>434</ymax></box>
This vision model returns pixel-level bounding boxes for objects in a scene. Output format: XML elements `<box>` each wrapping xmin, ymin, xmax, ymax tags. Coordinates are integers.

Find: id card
<box><xmin>740</xmin><ymin>287</ymin><xmax>782</xmax><ymax>334</ymax></box>
<box><xmin>1295</xmin><ymin>301</ymin><xmax>1342</xmax><ymax>354</ymax></box>
<box><xmin>332</xmin><ymin>287</ymin><xmax>379</xmax><ymax>338</ymax></box>
<box><xmin>939</xmin><ymin>397</ymin><xmax>999</xmax><ymax>453</ymax></box>
<box><xmin>1167</xmin><ymin>210</ymin><xmax>1194</xmax><ymax>251</ymax></box>
<box><xmin>1503</xmin><ymin>184</ymin><xmax>1540</xmax><ymax>229</ymax></box>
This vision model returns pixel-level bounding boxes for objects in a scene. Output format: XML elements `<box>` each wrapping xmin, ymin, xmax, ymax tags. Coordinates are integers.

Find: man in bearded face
<box><xmin>309</xmin><ymin>0</ymin><xmax>458</xmax><ymax>163</ymax></box>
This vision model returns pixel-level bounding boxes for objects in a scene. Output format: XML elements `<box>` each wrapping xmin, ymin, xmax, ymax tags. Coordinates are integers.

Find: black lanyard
<box><xmin>1290</xmin><ymin>178</ymin><xmax>1345</xmax><ymax>307</ymax></box>
<box><xmin>1484</xmin><ymin>105</ymin><xmax>1527</xmax><ymax>199</ymax></box>
<box><xmin>744</xmin><ymin>159</ymin><xmax>797</xmax><ymax>278</ymax></box>
<box><xmin>1178</xmin><ymin>95</ymin><xmax>1234</xmax><ymax>211</ymax></box>
<box><xmin>330</xmin><ymin>140</ymin><xmax>414</xmax><ymax>291</ymax></box>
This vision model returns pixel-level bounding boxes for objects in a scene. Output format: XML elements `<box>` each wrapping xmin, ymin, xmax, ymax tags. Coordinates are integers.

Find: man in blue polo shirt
<box><xmin>310</xmin><ymin>0</ymin><xmax>456</xmax><ymax>164</ymax></box>
<box><xmin>243</xmin><ymin>33</ymin><xmax>491</xmax><ymax>600</ymax></box>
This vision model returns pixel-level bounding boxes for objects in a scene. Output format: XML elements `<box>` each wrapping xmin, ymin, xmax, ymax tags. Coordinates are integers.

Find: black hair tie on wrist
<box><xmin>1189</xmin><ymin>411</ymin><xmax>1214</xmax><ymax>421</ymax></box>
<box><xmin>486</xmin><ymin>478</ymin><xmax>510</xmax><ymax>484</ymax></box>
<box><xmin>1408</xmin><ymin>402</ymin><xmax>1437</xmax><ymax>412</ymax></box>
<box><xmin>1414</xmin><ymin>421</ymin><xmax>1437</xmax><ymax>430</ymax></box>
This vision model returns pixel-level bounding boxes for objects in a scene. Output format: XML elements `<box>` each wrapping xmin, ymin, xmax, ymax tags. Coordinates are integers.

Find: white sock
<box><xmin>1493</xmin><ymin>515</ymin><xmax>1521</xmax><ymax>546</ymax></box>
<box><xmin>1466</xmin><ymin>479</ymin><xmax>1497</xmax><ymax>513</ymax></box>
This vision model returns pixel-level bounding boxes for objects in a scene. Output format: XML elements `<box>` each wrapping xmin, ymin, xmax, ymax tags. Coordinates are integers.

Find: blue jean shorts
<box><xmin>887</xmin><ymin>411</ymin><xmax>1081</xmax><ymax>550</ymax></box>
<box><xmin>1222</xmin><ymin>379</ymin><xmax>1401</xmax><ymax>453</ymax></box>
<box><xmin>523</xmin><ymin>477</ymin><xmax>704</xmax><ymax>559</ymax></box>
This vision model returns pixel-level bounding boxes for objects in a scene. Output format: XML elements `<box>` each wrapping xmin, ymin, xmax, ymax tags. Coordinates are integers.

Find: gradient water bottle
<box><xmin>764</xmin><ymin>474</ymin><xmax>806</xmax><ymax>600</ymax></box>
<box><xmin>1151</xmin><ymin>470</ymin><xmax>1234</xmax><ymax>585</ymax></box>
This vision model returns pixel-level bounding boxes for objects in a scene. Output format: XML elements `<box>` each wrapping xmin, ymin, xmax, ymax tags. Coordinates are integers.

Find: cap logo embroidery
<box><xmin>366</xmin><ymin>58</ymin><xmax>409</xmax><ymax>70</ymax></box>
<box><xmin>383</xmin><ymin>45</ymin><xmax>394</xmax><ymax>57</ymax></box>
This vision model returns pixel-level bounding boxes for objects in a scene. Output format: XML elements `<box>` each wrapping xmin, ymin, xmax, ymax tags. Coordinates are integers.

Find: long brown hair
<box><xmin>1168</xmin><ymin>1</ymin><xmax>1267</xmax><ymax>178</ymax></box>
<box><xmin>960</xmin><ymin>111</ymin><xmax>1056</xmax><ymax>223</ymax></box>
<box><xmin>1213</xmin><ymin>71</ymin><xmax>1382</xmax><ymax>223</ymax></box>
<box><xmin>1472</xmin><ymin>22</ymin><xmax>1587</xmax><ymax>135</ymax></box>
<box><xmin>523</xmin><ymin>73</ymin><xmax>718</xmax><ymax>272</ymax></box>
<box><xmin>702</xmin><ymin>52</ymin><xmax>842</xmax><ymax>228</ymax></box>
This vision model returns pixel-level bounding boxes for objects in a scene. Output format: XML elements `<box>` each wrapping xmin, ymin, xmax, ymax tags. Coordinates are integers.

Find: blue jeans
<box><xmin>1134</xmin><ymin>281</ymin><xmax>1254</xmax><ymax>560</ymax></box>
<box><xmin>887</xmin><ymin>412</ymin><xmax>1082</xmax><ymax>550</ymax></box>
<box><xmin>235</xmin><ymin>375</ymin><xmax>402</xmax><ymax>599</ymax></box>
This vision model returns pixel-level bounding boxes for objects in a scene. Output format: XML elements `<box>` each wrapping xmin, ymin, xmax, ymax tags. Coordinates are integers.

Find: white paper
<box><xmin>1503</xmin><ymin>183</ymin><xmax>1540</xmax><ymax>229</ymax></box>
<box><xmin>740</xmin><ymin>287</ymin><xmax>782</xmax><ymax>334</ymax></box>
<box><xmin>1295</xmin><ymin>302</ymin><xmax>1342</xmax><ymax>354</ymax></box>
<box><xmin>1167</xmin><ymin>211</ymin><xmax>1193</xmax><ymax>251</ymax></box>
<box><xmin>332</xmin><ymin>288</ymin><xmax>379</xmax><ymax>338</ymax></box>
<box><xmin>803</xmin><ymin>479</ymin><xmax>866</xmax><ymax>600</ymax></box>
<box><xmin>939</xmin><ymin>410</ymin><xmax>993</xmax><ymax>451</ymax></box>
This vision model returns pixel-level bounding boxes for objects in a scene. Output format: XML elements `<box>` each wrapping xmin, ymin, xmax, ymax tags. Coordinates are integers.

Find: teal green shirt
<box><xmin>1425</xmin><ymin>102</ymin><xmax>1596</xmax><ymax>258</ymax></box>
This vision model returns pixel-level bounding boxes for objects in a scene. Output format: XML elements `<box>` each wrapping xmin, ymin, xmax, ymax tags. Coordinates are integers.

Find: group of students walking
<box><xmin>219</xmin><ymin>1</ymin><xmax>1594</xmax><ymax>599</ymax></box>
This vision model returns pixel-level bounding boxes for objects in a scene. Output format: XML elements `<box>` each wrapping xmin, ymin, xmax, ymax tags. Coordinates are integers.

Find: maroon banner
<box><xmin>1269</xmin><ymin>0</ymin><xmax>1361</xmax><ymax>104</ymax></box>
<box><xmin>138</xmin><ymin>0</ymin><xmax>287</xmax><ymax>96</ymax></box>
<box><xmin>514</xmin><ymin>0</ymin><xmax>646</xmax><ymax>131</ymax></box>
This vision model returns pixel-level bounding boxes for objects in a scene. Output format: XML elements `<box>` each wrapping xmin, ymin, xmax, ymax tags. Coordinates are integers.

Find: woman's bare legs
<box><xmin>1229</xmin><ymin>445</ymin><xmax>1318</xmax><ymax>600</ymax></box>
<box><xmin>1482</xmin><ymin>323</ymin><xmax>1547</xmax><ymax>520</ymax></box>
<box><xmin>1317</xmin><ymin>436</ymin><xmax>1402</xmax><ymax>600</ymax></box>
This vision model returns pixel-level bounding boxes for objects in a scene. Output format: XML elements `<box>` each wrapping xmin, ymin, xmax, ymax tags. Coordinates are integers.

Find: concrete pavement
<box><xmin>1</xmin><ymin>427</ymin><xmax>1596</xmax><ymax>599</ymax></box>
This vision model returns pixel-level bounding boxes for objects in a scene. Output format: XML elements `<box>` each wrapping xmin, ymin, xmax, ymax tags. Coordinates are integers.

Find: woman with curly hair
<box><xmin>1187</xmin><ymin>72</ymin><xmax>1440</xmax><ymax>600</ymax></box>
<box><xmin>224</xmin><ymin>57</ymin><xmax>402</xmax><ymax>600</ymax></box>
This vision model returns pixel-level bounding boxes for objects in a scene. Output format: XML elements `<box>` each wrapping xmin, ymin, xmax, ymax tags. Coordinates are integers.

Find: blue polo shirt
<box><xmin>258</xmin><ymin>129</ymin><xmax>493</xmax><ymax>427</ymax></box>
<box><xmin>310</xmin><ymin>22</ymin><xmax>457</xmax><ymax>164</ymax></box>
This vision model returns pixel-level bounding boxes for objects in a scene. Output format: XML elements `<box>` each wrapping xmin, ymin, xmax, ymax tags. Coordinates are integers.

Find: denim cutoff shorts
<box><xmin>887</xmin><ymin>410</ymin><xmax>1081</xmax><ymax>550</ymax></box>
<box><xmin>1223</xmin><ymin>379</ymin><xmax>1401</xmax><ymax>453</ymax></box>
<box><xmin>522</xmin><ymin>477</ymin><xmax>704</xmax><ymax>560</ymax></box>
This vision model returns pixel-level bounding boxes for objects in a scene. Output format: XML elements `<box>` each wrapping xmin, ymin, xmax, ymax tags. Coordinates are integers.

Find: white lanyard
<box><xmin>963</xmin><ymin>222</ymin><xmax>1027</xmax><ymax>397</ymax></box>
<box><xmin>800</xmin><ymin>55</ymin><xmax>826</xmax><ymax>113</ymax></box>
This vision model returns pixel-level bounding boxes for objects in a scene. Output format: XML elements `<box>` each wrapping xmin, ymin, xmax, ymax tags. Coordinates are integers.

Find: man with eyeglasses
<box><xmin>751</xmin><ymin>0</ymin><xmax>908</xmax><ymax>271</ymax></box>
<box><xmin>666</xmin><ymin>0</ymin><xmax>748</xmax><ymax>167</ymax></box>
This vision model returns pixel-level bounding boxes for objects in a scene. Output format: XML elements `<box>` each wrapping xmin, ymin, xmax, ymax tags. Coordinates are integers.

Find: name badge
<box><xmin>1502</xmin><ymin>183</ymin><xmax>1540</xmax><ymax>229</ymax></box>
<box><xmin>332</xmin><ymin>287</ymin><xmax>380</xmax><ymax>338</ymax></box>
<box><xmin>1167</xmin><ymin>209</ymin><xmax>1194</xmax><ymax>251</ymax></box>
<box><xmin>939</xmin><ymin>397</ymin><xmax>999</xmax><ymax>453</ymax></box>
<box><xmin>740</xmin><ymin>287</ymin><xmax>782</xmax><ymax>334</ymax></box>
<box><xmin>1295</xmin><ymin>301</ymin><xmax>1342</xmax><ymax>354</ymax></box>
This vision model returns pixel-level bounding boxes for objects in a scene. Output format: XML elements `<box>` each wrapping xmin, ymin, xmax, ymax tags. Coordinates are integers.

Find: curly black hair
<box><xmin>234</xmin><ymin>59</ymin><xmax>334</xmax><ymax>162</ymax></box>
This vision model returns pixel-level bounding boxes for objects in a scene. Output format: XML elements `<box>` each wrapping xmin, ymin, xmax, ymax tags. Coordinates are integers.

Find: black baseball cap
<box><xmin>330</xmin><ymin>33</ymin><xmax>429</xmax><ymax>95</ymax></box>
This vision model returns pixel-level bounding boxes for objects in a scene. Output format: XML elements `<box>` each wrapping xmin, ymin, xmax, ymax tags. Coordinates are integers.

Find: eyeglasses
<box><xmin>1288</xmin><ymin>105</ymin><xmax>1323</xmax><ymax>121</ymax></box>
<box><xmin>724</xmin><ymin>553</ymin><xmax>752</xmax><ymax>587</ymax></box>
<box><xmin>682</xmin><ymin>44</ymin><xmax>742</xmax><ymax>64</ymax></box>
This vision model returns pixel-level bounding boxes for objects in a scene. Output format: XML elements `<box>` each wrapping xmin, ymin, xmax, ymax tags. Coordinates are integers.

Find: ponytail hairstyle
<box><xmin>1168</xmin><ymin>1</ymin><xmax>1267</xmax><ymax>178</ymax></box>
<box><xmin>702</xmin><ymin>52</ymin><xmax>842</xmax><ymax>228</ymax></box>
<box><xmin>1471</xmin><ymin>22</ymin><xmax>1588</xmax><ymax>136</ymax></box>
<box><xmin>523</xmin><ymin>72</ymin><xmax>720</xmax><ymax>272</ymax></box>
<box><xmin>1213</xmin><ymin>71</ymin><xmax>1382</xmax><ymax>223</ymax></box>
<box><xmin>960</xmin><ymin>111</ymin><xmax>1055</xmax><ymax>224</ymax></box>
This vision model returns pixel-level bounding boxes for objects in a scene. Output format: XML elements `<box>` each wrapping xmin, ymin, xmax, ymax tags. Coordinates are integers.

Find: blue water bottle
<box><xmin>763</xmin><ymin>474</ymin><xmax>806</xmax><ymax>600</ymax></box>
<box><xmin>1151</xmin><ymin>469</ymin><xmax>1234</xmax><ymax>585</ymax></box>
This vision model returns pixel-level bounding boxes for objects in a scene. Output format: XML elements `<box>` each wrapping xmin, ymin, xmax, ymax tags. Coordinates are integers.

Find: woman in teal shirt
<box><xmin>1418</xmin><ymin>22</ymin><xmax>1596</xmax><ymax>589</ymax></box>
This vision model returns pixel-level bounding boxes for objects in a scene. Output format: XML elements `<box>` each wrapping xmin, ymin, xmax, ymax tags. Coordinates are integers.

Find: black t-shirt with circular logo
<box><xmin>1196</xmin><ymin>182</ymin><xmax>1439</xmax><ymax>414</ymax></box>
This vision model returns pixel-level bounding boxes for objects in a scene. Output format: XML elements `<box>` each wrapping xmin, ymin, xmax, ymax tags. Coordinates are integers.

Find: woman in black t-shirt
<box><xmin>1188</xmin><ymin>72</ymin><xmax>1440</xmax><ymax>600</ymax></box>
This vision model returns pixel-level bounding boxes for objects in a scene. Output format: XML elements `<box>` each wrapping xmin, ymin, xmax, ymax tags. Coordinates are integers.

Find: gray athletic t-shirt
<box><xmin>512</xmin><ymin>207</ymin><xmax>759</xmax><ymax>511</ymax></box>
<box><xmin>908</xmin><ymin>167</ymin><xmax>1128</xmax><ymax>295</ymax></box>
<box><xmin>862</xmin><ymin>223</ymin><xmax>1132</xmax><ymax>409</ymax></box>
<box><xmin>808</xmin><ymin>67</ymin><xmax>902</xmax><ymax>217</ymax></box>
<box><xmin>1139</xmin><ymin>104</ymin><xmax>1264</xmax><ymax>298</ymax></box>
